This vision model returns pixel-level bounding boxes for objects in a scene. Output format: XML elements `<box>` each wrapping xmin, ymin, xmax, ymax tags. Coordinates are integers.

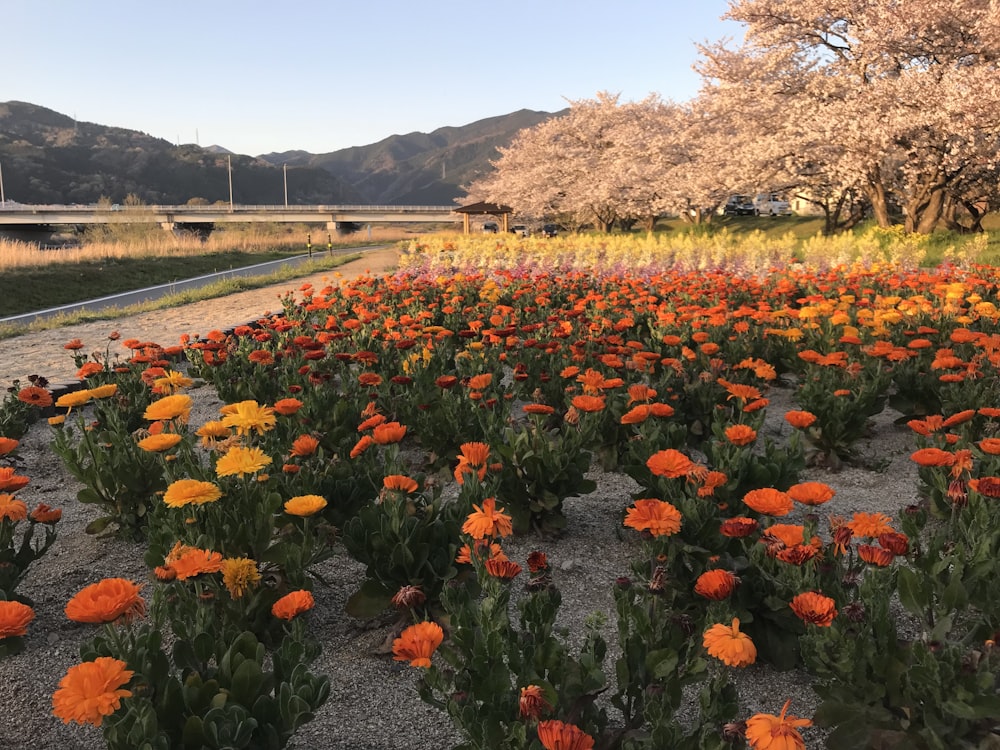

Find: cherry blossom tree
<box><xmin>697</xmin><ymin>0</ymin><xmax>1000</xmax><ymax>233</ymax></box>
<box><xmin>466</xmin><ymin>93</ymin><xmax>688</xmax><ymax>232</ymax></box>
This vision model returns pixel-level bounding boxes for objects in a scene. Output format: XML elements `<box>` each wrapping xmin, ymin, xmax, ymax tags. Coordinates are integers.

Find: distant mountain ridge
<box><xmin>0</xmin><ymin>101</ymin><xmax>562</xmax><ymax>207</ymax></box>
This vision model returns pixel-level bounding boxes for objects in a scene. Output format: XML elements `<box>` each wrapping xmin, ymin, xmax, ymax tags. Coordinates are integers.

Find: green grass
<box><xmin>0</xmin><ymin>252</ymin><xmax>363</xmax><ymax>341</ymax></box>
<box><xmin>0</xmin><ymin>249</ymin><xmax>319</xmax><ymax>317</ymax></box>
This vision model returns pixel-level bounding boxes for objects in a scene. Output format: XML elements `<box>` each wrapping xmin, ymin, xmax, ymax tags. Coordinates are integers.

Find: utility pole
<box><xmin>283</xmin><ymin>163</ymin><xmax>288</xmax><ymax>207</ymax></box>
<box><xmin>0</xmin><ymin>161</ymin><xmax>5</xmax><ymax>204</ymax></box>
<box><xmin>228</xmin><ymin>155</ymin><xmax>234</xmax><ymax>212</ymax></box>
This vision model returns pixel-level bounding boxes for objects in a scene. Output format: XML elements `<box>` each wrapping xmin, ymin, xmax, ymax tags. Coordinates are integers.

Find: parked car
<box><xmin>482</xmin><ymin>221</ymin><xmax>499</xmax><ymax>233</ymax></box>
<box><xmin>540</xmin><ymin>224</ymin><xmax>559</xmax><ymax>237</ymax></box>
<box><xmin>722</xmin><ymin>195</ymin><xmax>756</xmax><ymax>216</ymax></box>
<box><xmin>753</xmin><ymin>193</ymin><xmax>792</xmax><ymax>216</ymax></box>
<box><xmin>510</xmin><ymin>224</ymin><xmax>530</xmax><ymax>237</ymax></box>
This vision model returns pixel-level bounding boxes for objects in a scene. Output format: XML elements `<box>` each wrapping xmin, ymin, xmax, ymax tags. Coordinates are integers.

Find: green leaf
<box><xmin>345</xmin><ymin>579</ymin><xmax>393</xmax><ymax>619</ymax></box>
<box><xmin>895</xmin><ymin>566</ymin><xmax>929</xmax><ymax>619</ymax></box>
<box><xmin>85</xmin><ymin>516</ymin><xmax>114</xmax><ymax>535</ymax></box>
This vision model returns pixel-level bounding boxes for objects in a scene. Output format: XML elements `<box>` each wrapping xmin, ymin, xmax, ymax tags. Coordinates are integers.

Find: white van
<box><xmin>753</xmin><ymin>193</ymin><xmax>792</xmax><ymax>216</ymax></box>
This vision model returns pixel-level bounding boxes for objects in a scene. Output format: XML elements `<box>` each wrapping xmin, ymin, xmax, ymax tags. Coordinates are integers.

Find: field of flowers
<box><xmin>1</xmin><ymin>230</ymin><xmax>999</xmax><ymax>750</ymax></box>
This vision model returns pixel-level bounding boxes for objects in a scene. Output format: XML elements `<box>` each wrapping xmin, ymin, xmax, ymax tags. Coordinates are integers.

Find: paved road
<box><xmin>0</xmin><ymin>247</ymin><xmax>384</xmax><ymax>326</ymax></box>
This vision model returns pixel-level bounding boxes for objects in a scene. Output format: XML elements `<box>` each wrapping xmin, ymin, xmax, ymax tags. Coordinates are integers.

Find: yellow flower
<box><xmin>216</xmin><ymin>446</ymin><xmax>272</xmax><ymax>477</ymax></box>
<box><xmin>55</xmin><ymin>390</ymin><xmax>92</xmax><ymax>410</ymax></box>
<box><xmin>220</xmin><ymin>400</ymin><xmax>277</xmax><ymax>436</ymax></box>
<box><xmin>195</xmin><ymin>420</ymin><xmax>232</xmax><ymax>447</ymax></box>
<box><xmin>87</xmin><ymin>384</ymin><xmax>118</xmax><ymax>399</ymax></box>
<box><xmin>143</xmin><ymin>394</ymin><xmax>193</xmax><ymax>423</ymax></box>
<box><xmin>284</xmin><ymin>494</ymin><xmax>327</xmax><ymax>516</ymax></box>
<box><xmin>163</xmin><ymin>479</ymin><xmax>223</xmax><ymax>508</ymax></box>
<box><xmin>152</xmin><ymin>370</ymin><xmax>194</xmax><ymax>394</ymax></box>
<box><xmin>221</xmin><ymin>557</ymin><xmax>261</xmax><ymax>599</ymax></box>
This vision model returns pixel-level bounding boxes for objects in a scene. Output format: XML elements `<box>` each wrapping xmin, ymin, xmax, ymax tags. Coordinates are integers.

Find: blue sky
<box><xmin>6</xmin><ymin>1</ymin><xmax>740</xmax><ymax>156</ymax></box>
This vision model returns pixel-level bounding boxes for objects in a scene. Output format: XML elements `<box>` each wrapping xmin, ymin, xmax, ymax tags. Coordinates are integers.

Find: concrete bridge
<box><xmin>0</xmin><ymin>203</ymin><xmax>460</xmax><ymax>237</ymax></box>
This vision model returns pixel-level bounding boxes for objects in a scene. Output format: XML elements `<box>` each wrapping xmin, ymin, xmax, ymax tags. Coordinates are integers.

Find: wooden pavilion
<box><xmin>454</xmin><ymin>201</ymin><xmax>512</xmax><ymax>234</ymax></box>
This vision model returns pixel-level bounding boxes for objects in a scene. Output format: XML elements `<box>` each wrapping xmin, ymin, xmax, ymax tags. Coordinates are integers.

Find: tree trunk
<box><xmin>862</xmin><ymin>171</ymin><xmax>892</xmax><ymax>228</ymax></box>
<box><xmin>906</xmin><ymin>186</ymin><xmax>946</xmax><ymax>234</ymax></box>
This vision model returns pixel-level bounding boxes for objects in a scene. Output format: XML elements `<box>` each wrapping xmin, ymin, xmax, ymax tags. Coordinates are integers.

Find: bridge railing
<box><xmin>0</xmin><ymin>203</ymin><xmax>458</xmax><ymax>213</ymax></box>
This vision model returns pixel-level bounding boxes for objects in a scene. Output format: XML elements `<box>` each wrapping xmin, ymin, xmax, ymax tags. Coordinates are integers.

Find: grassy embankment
<box><xmin>0</xmin><ymin>224</ymin><xmax>421</xmax><ymax>338</ymax></box>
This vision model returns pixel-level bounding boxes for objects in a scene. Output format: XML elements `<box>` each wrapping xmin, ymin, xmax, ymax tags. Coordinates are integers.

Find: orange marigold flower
<box><xmin>742</xmin><ymin>488</ymin><xmax>793</xmax><ymax>516</ymax></box>
<box><xmin>18</xmin><ymin>386</ymin><xmax>53</xmax><ymax>408</ymax></box>
<box><xmin>519</xmin><ymin>685</ymin><xmax>553</xmax><ymax>720</ymax></box>
<box><xmin>273</xmin><ymin>398</ymin><xmax>304</xmax><ymax>415</ymax></box>
<box><xmin>137</xmin><ymin>433</ymin><xmax>183</xmax><ymax>452</ymax></box>
<box><xmin>271</xmin><ymin>589</ymin><xmax>315</xmax><ymax>620</ymax></box>
<box><xmin>485</xmin><ymin>558</ymin><xmax>523</xmax><ymax>580</ymax></box>
<box><xmin>650</xmin><ymin>403</ymin><xmax>675</xmax><ymax>418</ymax></box>
<box><xmin>455</xmin><ymin>540</ymin><xmax>505</xmax><ymax>565</ymax></box>
<box><xmin>290</xmin><ymin>434</ymin><xmax>320</xmax><ymax>457</ymax></box>
<box><xmin>620</xmin><ymin>405</ymin><xmax>652</xmax><ymax>425</ymax></box>
<box><xmin>454</xmin><ymin>441</ymin><xmax>491</xmax><ymax>484</ymax></box>
<box><xmin>571</xmin><ymin>394</ymin><xmax>606</xmax><ymax>412</ymax></box>
<box><xmin>703</xmin><ymin>618</ymin><xmax>757</xmax><ymax>667</ymax></box>
<box><xmin>720</xmin><ymin>517</ymin><xmax>758</xmax><ymax>538</ymax></box>
<box><xmin>858</xmin><ymin>544</ymin><xmax>894</xmax><ymax>566</ymax></box>
<box><xmin>724</xmin><ymin>424</ymin><xmax>757</xmax><ymax>446</ymax></box>
<box><xmin>694</xmin><ymin>569</ymin><xmax>738</xmax><ymax>600</ymax></box>
<box><xmin>789</xmin><ymin>591</ymin><xmax>837</xmax><ymax>626</ymax></box>
<box><xmin>0</xmin><ymin>437</ymin><xmax>18</xmax><ymax>456</ymax></box>
<box><xmin>627</xmin><ymin>384</ymin><xmax>658</xmax><ymax>404</ymax></box>
<box><xmin>0</xmin><ymin>467</ymin><xmax>30</xmax><ymax>493</ymax></box>
<box><xmin>76</xmin><ymin>362</ymin><xmax>104</xmax><ymax>380</ymax></box>
<box><xmin>786</xmin><ymin>481</ymin><xmax>835</xmax><ymax>506</ymax></box>
<box><xmin>624</xmin><ymin>498</ymin><xmax>682</xmax><ymax>537</ymax></box>
<box><xmin>63</xmin><ymin>338</ymin><xmax>85</xmax><ymax>350</ymax></box>
<box><xmin>372</xmin><ymin>421</ymin><xmax>407</xmax><ymax>444</ymax></box>
<box><xmin>30</xmin><ymin>503</ymin><xmax>62</xmax><ymax>523</ymax></box>
<box><xmin>467</xmin><ymin>373</ymin><xmax>493</xmax><ymax>390</ymax></box>
<box><xmin>977</xmin><ymin>438</ymin><xmax>1000</xmax><ymax>455</ymax></box>
<box><xmin>537</xmin><ymin>719</ymin><xmax>595</xmax><ymax>750</ymax></box>
<box><xmin>910</xmin><ymin>447</ymin><xmax>957</xmax><ymax>467</ymax></box>
<box><xmin>719</xmin><ymin>379</ymin><xmax>761</xmax><ymax>402</ymax></box>
<box><xmin>0</xmin><ymin>494</ymin><xmax>28</xmax><ymax>522</ymax></box>
<box><xmin>646</xmin><ymin>449</ymin><xmax>694</xmax><ymax>478</ymax></box>
<box><xmin>350</xmin><ymin>435</ymin><xmax>375</xmax><ymax>458</ymax></box>
<box><xmin>969</xmin><ymin>477</ymin><xmax>1000</xmax><ymax>498</ymax></box>
<box><xmin>169</xmin><ymin>547</ymin><xmax>224</xmax><ymax>580</ymax></box>
<box><xmin>392</xmin><ymin>620</ymin><xmax>444</xmax><ymax>668</ymax></box>
<box><xmin>143</xmin><ymin>394</ymin><xmax>193</xmax><ymax>423</ymax></box>
<box><xmin>462</xmin><ymin>497</ymin><xmax>513</xmax><ymax>539</ymax></box>
<box><xmin>65</xmin><ymin>578</ymin><xmax>145</xmax><ymax>624</ymax></box>
<box><xmin>52</xmin><ymin>657</ymin><xmax>133</xmax><ymax>727</ymax></box>
<box><xmin>357</xmin><ymin>413</ymin><xmax>387</xmax><ymax>432</ymax></box>
<box><xmin>383</xmin><ymin>475</ymin><xmax>419</xmax><ymax>494</ymax></box>
<box><xmin>697</xmin><ymin>470</ymin><xmax>728</xmax><ymax>498</ymax></box>
<box><xmin>784</xmin><ymin>410</ymin><xmax>817</xmax><ymax>429</ymax></box>
<box><xmin>0</xmin><ymin>600</ymin><xmax>35</xmax><ymax>638</ymax></box>
<box><xmin>524</xmin><ymin>403</ymin><xmax>556</xmax><ymax>415</ymax></box>
<box><xmin>846</xmin><ymin>511</ymin><xmax>894</xmax><ymax>538</ymax></box>
<box><xmin>745</xmin><ymin>699</ymin><xmax>811</xmax><ymax>750</ymax></box>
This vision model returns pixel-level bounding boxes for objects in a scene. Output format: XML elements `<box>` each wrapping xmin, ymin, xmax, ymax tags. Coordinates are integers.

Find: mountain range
<box><xmin>0</xmin><ymin>101</ymin><xmax>562</xmax><ymax>207</ymax></box>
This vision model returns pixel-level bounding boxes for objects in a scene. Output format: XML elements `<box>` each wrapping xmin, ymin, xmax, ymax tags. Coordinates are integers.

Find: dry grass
<box><xmin>0</xmin><ymin>224</ymin><xmax>423</xmax><ymax>271</ymax></box>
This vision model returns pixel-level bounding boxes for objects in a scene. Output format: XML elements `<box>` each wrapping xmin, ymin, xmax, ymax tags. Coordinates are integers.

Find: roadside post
<box><xmin>307</xmin><ymin>233</ymin><xmax>312</xmax><ymax>258</ymax></box>
<box><xmin>327</xmin><ymin>234</ymin><xmax>333</xmax><ymax>256</ymax></box>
